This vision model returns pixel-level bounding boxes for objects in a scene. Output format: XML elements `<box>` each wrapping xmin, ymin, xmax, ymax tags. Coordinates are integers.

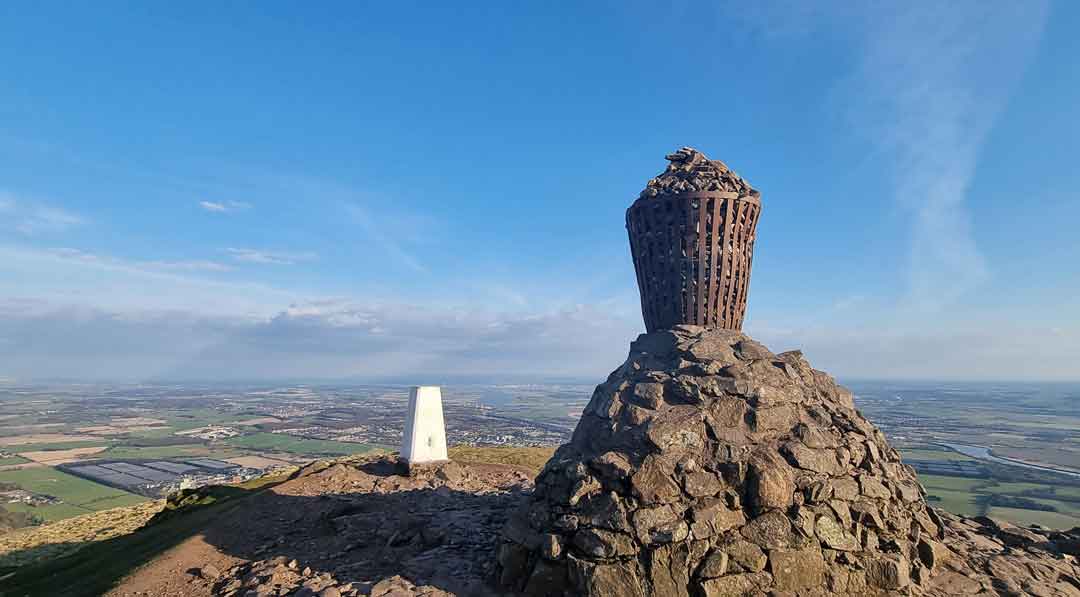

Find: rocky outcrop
<box><xmin>496</xmin><ymin>326</ymin><xmax>1080</xmax><ymax>596</ymax></box>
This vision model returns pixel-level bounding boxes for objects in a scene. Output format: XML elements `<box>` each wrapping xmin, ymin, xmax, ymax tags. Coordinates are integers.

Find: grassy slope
<box><xmin>447</xmin><ymin>445</ymin><xmax>555</xmax><ymax>474</ymax></box>
<box><xmin>0</xmin><ymin>446</ymin><xmax>540</xmax><ymax>596</ymax></box>
<box><xmin>0</xmin><ymin>474</ymin><xmax>289</xmax><ymax>597</ymax></box>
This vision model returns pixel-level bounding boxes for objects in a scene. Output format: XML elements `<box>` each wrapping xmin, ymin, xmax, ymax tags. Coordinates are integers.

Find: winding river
<box><xmin>941</xmin><ymin>443</ymin><xmax>1080</xmax><ymax>479</ymax></box>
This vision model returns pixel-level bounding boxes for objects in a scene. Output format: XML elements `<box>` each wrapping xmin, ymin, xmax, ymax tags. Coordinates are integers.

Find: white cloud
<box><xmin>735</xmin><ymin>4</ymin><xmax>1048</xmax><ymax>312</ymax></box>
<box><xmin>1</xmin><ymin>293</ymin><xmax>1075</xmax><ymax>382</ymax></box>
<box><xmin>42</xmin><ymin>248</ymin><xmax>232</xmax><ymax>273</ymax></box>
<box><xmin>0</xmin><ymin>299</ymin><xmax>640</xmax><ymax>382</ymax></box>
<box><xmin>343</xmin><ymin>204</ymin><xmax>427</xmax><ymax>274</ymax></box>
<box><xmin>754</xmin><ymin>321</ymin><xmax>1080</xmax><ymax>382</ymax></box>
<box><xmin>0</xmin><ymin>191</ymin><xmax>84</xmax><ymax>235</ymax></box>
<box><xmin>199</xmin><ymin>200</ymin><xmax>252</xmax><ymax>213</ymax></box>
<box><xmin>226</xmin><ymin>247</ymin><xmax>317</xmax><ymax>265</ymax></box>
<box><xmin>0</xmin><ymin>245</ymin><xmax>292</xmax><ymax>317</ymax></box>
<box><xmin>143</xmin><ymin>260</ymin><xmax>234</xmax><ymax>272</ymax></box>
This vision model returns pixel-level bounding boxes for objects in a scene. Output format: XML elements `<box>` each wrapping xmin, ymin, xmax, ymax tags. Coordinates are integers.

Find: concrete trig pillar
<box><xmin>401</xmin><ymin>386</ymin><xmax>448</xmax><ymax>464</ymax></box>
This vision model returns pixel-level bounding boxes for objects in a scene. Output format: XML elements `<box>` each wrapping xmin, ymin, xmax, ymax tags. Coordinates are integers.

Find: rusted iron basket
<box><xmin>626</xmin><ymin>191</ymin><xmax>762</xmax><ymax>332</ymax></box>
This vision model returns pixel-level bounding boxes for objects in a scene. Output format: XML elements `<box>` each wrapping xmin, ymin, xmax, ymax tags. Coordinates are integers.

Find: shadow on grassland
<box><xmin>0</xmin><ymin>476</ymin><xmax>287</xmax><ymax>597</ymax></box>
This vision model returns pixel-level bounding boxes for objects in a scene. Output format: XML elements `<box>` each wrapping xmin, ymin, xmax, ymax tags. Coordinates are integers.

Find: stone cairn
<box><xmin>497</xmin><ymin>326</ymin><xmax>940</xmax><ymax>595</ymax></box>
<box><xmin>496</xmin><ymin>150</ymin><xmax>1080</xmax><ymax>596</ymax></box>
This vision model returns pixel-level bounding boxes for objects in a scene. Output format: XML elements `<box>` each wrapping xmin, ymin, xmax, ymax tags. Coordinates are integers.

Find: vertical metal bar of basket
<box><xmin>695</xmin><ymin>198</ymin><xmax>707</xmax><ymax>326</ymax></box>
<box><xmin>705</xmin><ymin>198</ymin><xmax>721</xmax><ymax>328</ymax></box>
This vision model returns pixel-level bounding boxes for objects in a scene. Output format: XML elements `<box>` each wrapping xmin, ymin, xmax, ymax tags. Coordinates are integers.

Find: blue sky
<box><xmin>0</xmin><ymin>2</ymin><xmax>1077</xmax><ymax>382</ymax></box>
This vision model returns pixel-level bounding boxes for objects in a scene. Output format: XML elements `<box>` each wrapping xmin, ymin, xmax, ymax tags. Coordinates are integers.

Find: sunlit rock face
<box><xmin>495</xmin><ymin>326</ymin><xmax>1080</xmax><ymax>597</ymax></box>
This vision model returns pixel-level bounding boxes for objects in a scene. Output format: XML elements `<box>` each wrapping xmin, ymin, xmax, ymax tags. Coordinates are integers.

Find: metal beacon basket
<box><xmin>626</xmin><ymin>190</ymin><xmax>761</xmax><ymax>332</ymax></box>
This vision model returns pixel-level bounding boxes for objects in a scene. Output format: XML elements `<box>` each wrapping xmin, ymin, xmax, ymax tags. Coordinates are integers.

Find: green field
<box><xmin>917</xmin><ymin>474</ymin><xmax>986</xmax><ymax>492</ymax></box>
<box><xmin>224</xmin><ymin>432</ymin><xmax>375</xmax><ymax>456</ymax></box>
<box><xmin>902</xmin><ymin>443</ymin><xmax>1080</xmax><ymax>529</ymax></box>
<box><xmin>916</xmin><ymin>472</ymin><xmax>1080</xmax><ymax>528</ymax></box>
<box><xmin>986</xmin><ymin>506</ymin><xmax>1080</xmax><ymax>529</ymax></box>
<box><xmin>1</xmin><ymin>441</ymin><xmax>110</xmax><ymax>453</ymax></box>
<box><xmin>0</xmin><ymin>455</ymin><xmax>30</xmax><ymax>465</ymax></box>
<box><xmin>0</xmin><ymin>467</ymin><xmax>147</xmax><ymax>521</ymax></box>
<box><xmin>2</xmin><ymin>471</ymin><xmax>292</xmax><ymax>597</ymax></box>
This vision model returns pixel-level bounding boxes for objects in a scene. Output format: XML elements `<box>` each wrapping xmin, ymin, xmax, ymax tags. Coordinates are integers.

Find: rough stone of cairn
<box><xmin>639</xmin><ymin>147</ymin><xmax>759</xmax><ymax>199</ymax></box>
<box><xmin>495</xmin><ymin>326</ymin><xmax>1080</xmax><ymax>596</ymax></box>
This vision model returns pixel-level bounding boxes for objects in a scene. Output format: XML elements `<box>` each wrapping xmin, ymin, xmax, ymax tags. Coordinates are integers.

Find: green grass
<box><xmin>923</xmin><ymin>487</ymin><xmax>982</xmax><ymax>517</ymax></box>
<box><xmin>448</xmin><ymin>445</ymin><xmax>555</xmax><ymax>474</ymax></box>
<box><xmin>1056</xmin><ymin>487</ymin><xmax>1080</xmax><ymax>500</ymax></box>
<box><xmin>98</xmin><ymin>444</ymin><xmax>223</xmax><ymax>460</ymax></box>
<box><xmin>224</xmin><ymin>432</ymin><xmax>374</xmax><ymax>456</ymax></box>
<box><xmin>984</xmin><ymin>481</ymin><xmax>1051</xmax><ymax>494</ymax></box>
<box><xmin>1</xmin><ymin>441</ymin><xmax>111</xmax><ymax>453</ymax></box>
<box><xmin>1029</xmin><ymin>498</ymin><xmax>1080</xmax><ymax>521</ymax></box>
<box><xmin>0</xmin><ymin>466</ymin><xmax>147</xmax><ymax>520</ymax></box>
<box><xmin>986</xmin><ymin>506</ymin><xmax>1080</xmax><ymax>529</ymax></box>
<box><xmin>0</xmin><ymin>455</ymin><xmax>30</xmax><ymax>465</ymax></box>
<box><xmin>918</xmin><ymin>474</ymin><xmax>987</xmax><ymax>492</ymax></box>
<box><xmin>917</xmin><ymin>470</ymin><xmax>1080</xmax><ymax>529</ymax></box>
<box><xmin>3</xmin><ymin>502</ymin><xmax>98</xmax><ymax>521</ymax></box>
<box><xmin>77</xmin><ymin>494</ymin><xmax>149</xmax><ymax>511</ymax></box>
<box><xmin>160</xmin><ymin>409</ymin><xmax>241</xmax><ymax>431</ymax></box>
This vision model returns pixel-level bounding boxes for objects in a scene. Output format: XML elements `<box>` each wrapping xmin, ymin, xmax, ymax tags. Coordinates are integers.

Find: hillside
<box><xmin>1</xmin><ymin>445</ymin><xmax>1078</xmax><ymax>596</ymax></box>
<box><xmin>0</xmin><ymin>446</ymin><xmax>551</xmax><ymax>596</ymax></box>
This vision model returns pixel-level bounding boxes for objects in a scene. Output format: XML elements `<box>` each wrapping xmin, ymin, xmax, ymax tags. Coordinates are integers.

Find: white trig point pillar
<box><xmin>401</xmin><ymin>386</ymin><xmax>448</xmax><ymax>464</ymax></box>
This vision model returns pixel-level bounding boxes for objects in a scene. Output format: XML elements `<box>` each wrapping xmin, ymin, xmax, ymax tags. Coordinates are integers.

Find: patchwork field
<box><xmin>0</xmin><ymin>434</ymin><xmax>103</xmax><ymax>446</ymax></box>
<box><xmin>19</xmin><ymin>447</ymin><xmax>109</xmax><ymax>465</ymax></box>
<box><xmin>224</xmin><ymin>432</ymin><xmax>375</xmax><ymax>456</ymax></box>
<box><xmin>900</xmin><ymin>445</ymin><xmax>1080</xmax><ymax>528</ymax></box>
<box><xmin>0</xmin><ymin>467</ymin><xmax>147</xmax><ymax>521</ymax></box>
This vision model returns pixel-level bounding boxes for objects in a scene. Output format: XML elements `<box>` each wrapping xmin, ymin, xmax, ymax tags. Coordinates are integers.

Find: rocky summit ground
<box><xmin>99</xmin><ymin>457</ymin><xmax>534</xmax><ymax>597</ymax></box>
<box><xmin>496</xmin><ymin>326</ymin><xmax>1080</xmax><ymax>596</ymax></box>
<box><xmin>0</xmin><ymin>444</ymin><xmax>1077</xmax><ymax>596</ymax></box>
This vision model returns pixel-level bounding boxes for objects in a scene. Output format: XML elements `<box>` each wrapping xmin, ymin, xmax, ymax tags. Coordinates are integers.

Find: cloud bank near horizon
<box><xmin>1</xmin><ymin>292</ymin><xmax>1077</xmax><ymax>383</ymax></box>
<box><xmin>0</xmin><ymin>4</ymin><xmax>1074</xmax><ymax>385</ymax></box>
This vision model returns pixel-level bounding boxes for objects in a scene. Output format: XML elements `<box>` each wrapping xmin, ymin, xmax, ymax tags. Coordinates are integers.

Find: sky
<box><xmin>0</xmin><ymin>2</ymin><xmax>1077</xmax><ymax>383</ymax></box>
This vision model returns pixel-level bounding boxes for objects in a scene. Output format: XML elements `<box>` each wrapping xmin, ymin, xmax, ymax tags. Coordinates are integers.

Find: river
<box><xmin>941</xmin><ymin>443</ymin><xmax>1080</xmax><ymax>479</ymax></box>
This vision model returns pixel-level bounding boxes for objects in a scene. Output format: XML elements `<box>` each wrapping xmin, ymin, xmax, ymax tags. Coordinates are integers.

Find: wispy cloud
<box><xmin>199</xmin><ymin>200</ymin><xmax>252</xmax><ymax>213</ymax></box>
<box><xmin>343</xmin><ymin>204</ymin><xmax>428</xmax><ymax>273</ymax></box>
<box><xmin>144</xmin><ymin>260</ymin><xmax>234</xmax><ymax>272</ymax></box>
<box><xmin>44</xmin><ymin>248</ymin><xmax>232</xmax><ymax>273</ymax></box>
<box><xmin>0</xmin><ymin>191</ymin><xmax>84</xmax><ymax>235</ymax></box>
<box><xmin>226</xmin><ymin>247</ymin><xmax>316</xmax><ymax>265</ymax></box>
<box><xmin>0</xmin><ymin>245</ymin><xmax>294</xmax><ymax>318</ymax></box>
<box><xmin>735</xmin><ymin>3</ymin><xmax>1049</xmax><ymax>312</ymax></box>
<box><xmin>838</xmin><ymin>3</ymin><xmax>1049</xmax><ymax>311</ymax></box>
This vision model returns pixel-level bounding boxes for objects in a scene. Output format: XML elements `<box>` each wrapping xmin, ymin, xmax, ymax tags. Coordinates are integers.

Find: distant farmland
<box><xmin>224</xmin><ymin>432</ymin><xmax>377</xmax><ymax>456</ymax></box>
